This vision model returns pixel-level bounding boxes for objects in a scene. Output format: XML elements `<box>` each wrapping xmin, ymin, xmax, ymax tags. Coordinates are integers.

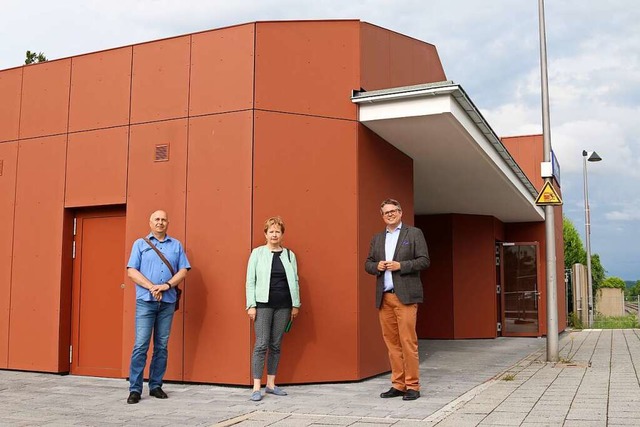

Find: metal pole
<box><xmin>583</xmin><ymin>154</ymin><xmax>594</xmax><ymax>328</ymax></box>
<box><xmin>538</xmin><ymin>0</ymin><xmax>558</xmax><ymax>362</ymax></box>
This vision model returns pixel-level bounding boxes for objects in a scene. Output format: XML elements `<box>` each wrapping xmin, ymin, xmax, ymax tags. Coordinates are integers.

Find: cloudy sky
<box><xmin>2</xmin><ymin>0</ymin><xmax>638</xmax><ymax>280</ymax></box>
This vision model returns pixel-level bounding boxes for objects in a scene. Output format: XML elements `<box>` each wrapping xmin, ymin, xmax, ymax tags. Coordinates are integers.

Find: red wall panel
<box><xmin>452</xmin><ymin>215</ymin><xmax>497</xmax><ymax>338</ymax></box>
<box><xmin>190</xmin><ymin>25</ymin><xmax>255</xmax><ymax>116</ymax></box>
<box><xmin>0</xmin><ymin>142</ymin><xmax>18</xmax><ymax>367</ymax></box>
<box><xmin>415</xmin><ymin>214</ymin><xmax>454</xmax><ymax>339</ymax></box>
<box><xmin>184</xmin><ymin>112</ymin><xmax>253</xmax><ymax>383</ymax></box>
<box><xmin>19</xmin><ymin>60</ymin><xmax>71</xmax><ymax>139</ymax></box>
<box><xmin>123</xmin><ymin>119</ymin><xmax>188</xmax><ymax>379</ymax></box>
<box><xmin>131</xmin><ymin>37</ymin><xmax>190</xmax><ymax>124</ymax></box>
<box><xmin>253</xmin><ymin>111</ymin><xmax>359</xmax><ymax>382</ymax></box>
<box><xmin>255</xmin><ymin>21</ymin><xmax>359</xmax><ymax>121</ymax></box>
<box><xmin>389</xmin><ymin>30</ymin><xmax>446</xmax><ymax>88</ymax></box>
<box><xmin>360</xmin><ymin>23</ymin><xmax>447</xmax><ymax>92</ymax></box>
<box><xmin>493</xmin><ymin>217</ymin><xmax>506</xmax><ymax>242</ymax></box>
<box><xmin>69</xmin><ymin>47</ymin><xmax>132</xmax><ymax>132</ymax></box>
<box><xmin>357</xmin><ymin>124</ymin><xmax>414</xmax><ymax>376</ymax></box>
<box><xmin>501</xmin><ymin>135</ymin><xmax>544</xmax><ymax>191</ymax></box>
<box><xmin>359</xmin><ymin>24</ymin><xmax>390</xmax><ymax>92</ymax></box>
<box><xmin>416</xmin><ymin>214</ymin><xmax>503</xmax><ymax>339</ymax></box>
<box><xmin>0</xmin><ymin>69</ymin><xmax>22</xmax><ymax>142</ymax></box>
<box><xmin>65</xmin><ymin>126</ymin><xmax>128</xmax><ymax>207</ymax></box>
<box><xmin>9</xmin><ymin>135</ymin><xmax>67</xmax><ymax>371</ymax></box>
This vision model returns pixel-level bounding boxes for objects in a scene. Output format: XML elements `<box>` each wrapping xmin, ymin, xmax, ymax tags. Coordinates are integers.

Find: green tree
<box><xmin>601</xmin><ymin>276</ymin><xmax>626</xmax><ymax>289</ymax></box>
<box><xmin>25</xmin><ymin>50</ymin><xmax>47</xmax><ymax>65</ymax></box>
<box><xmin>563</xmin><ymin>216</ymin><xmax>586</xmax><ymax>268</ymax></box>
<box><xmin>591</xmin><ymin>253</ymin><xmax>605</xmax><ymax>291</ymax></box>
<box><xmin>562</xmin><ymin>217</ymin><xmax>607</xmax><ymax>312</ymax></box>
<box><xmin>627</xmin><ymin>280</ymin><xmax>640</xmax><ymax>299</ymax></box>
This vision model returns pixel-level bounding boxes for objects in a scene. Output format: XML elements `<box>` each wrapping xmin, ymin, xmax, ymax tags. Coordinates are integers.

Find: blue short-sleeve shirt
<box><xmin>127</xmin><ymin>233</ymin><xmax>191</xmax><ymax>302</ymax></box>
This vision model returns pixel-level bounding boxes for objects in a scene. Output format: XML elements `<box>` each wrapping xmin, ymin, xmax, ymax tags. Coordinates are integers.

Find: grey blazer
<box><xmin>365</xmin><ymin>225</ymin><xmax>430</xmax><ymax>308</ymax></box>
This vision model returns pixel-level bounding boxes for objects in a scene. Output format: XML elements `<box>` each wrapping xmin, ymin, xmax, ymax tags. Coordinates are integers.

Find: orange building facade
<box><xmin>0</xmin><ymin>20</ymin><xmax>564</xmax><ymax>385</ymax></box>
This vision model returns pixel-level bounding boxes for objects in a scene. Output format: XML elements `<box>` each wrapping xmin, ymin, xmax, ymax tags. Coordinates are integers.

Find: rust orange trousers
<box><xmin>378</xmin><ymin>292</ymin><xmax>420</xmax><ymax>391</ymax></box>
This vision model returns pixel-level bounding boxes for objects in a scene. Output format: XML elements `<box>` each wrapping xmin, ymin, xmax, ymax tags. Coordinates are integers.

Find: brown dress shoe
<box><xmin>380</xmin><ymin>387</ymin><xmax>405</xmax><ymax>398</ymax></box>
<box><xmin>402</xmin><ymin>389</ymin><xmax>420</xmax><ymax>400</ymax></box>
<box><xmin>149</xmin><ymin>387</ymin><xmax>168</xmax><ymax>399</ymax></box>
<box><xmin>127</xmin><ymin>392</ymin><xmax>141</xmax><ymax>404</ymax></box>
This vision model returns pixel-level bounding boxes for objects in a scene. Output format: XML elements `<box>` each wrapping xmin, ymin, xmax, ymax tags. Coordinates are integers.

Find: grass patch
<box><xmin>592</xmin><ymin>314</ymin><xmax>640</xmax><ymax>329</ymax></box>
<box><xmin>568</xmin><ymin>312</ymin><xmax>583</xmax><ymax>329</ymax></box>
<box><xmin>502</xmin><ymin>373</ymin><xmax>516</xmax><ymax>381</ymax></box>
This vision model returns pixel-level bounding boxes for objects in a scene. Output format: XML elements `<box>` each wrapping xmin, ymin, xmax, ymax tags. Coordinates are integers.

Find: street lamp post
<box><xmin>538</xmin><ymin>0</ymin><xmax>559</xmax><ymax>362</ymax></box>
<box><xmin>582</xmin><ymin>150</ymin><xmax>602</xmax><ymax>328</ymax></box>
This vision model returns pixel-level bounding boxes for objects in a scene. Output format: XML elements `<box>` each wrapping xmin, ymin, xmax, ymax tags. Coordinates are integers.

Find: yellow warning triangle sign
<box><xmin>535</xmin><ymin>182</ymin><xmax>563</xmax><ymax>205</ymax></box>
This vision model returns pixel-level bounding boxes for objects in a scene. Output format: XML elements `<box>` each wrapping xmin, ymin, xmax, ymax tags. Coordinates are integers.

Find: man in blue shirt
<box><xmin>126</xmin><ymin>210</ymin><xmax>190</xmax><ymax>404</ymax></box>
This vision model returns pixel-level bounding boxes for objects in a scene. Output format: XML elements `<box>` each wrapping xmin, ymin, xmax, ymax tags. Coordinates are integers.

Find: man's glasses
<box><xmin>382</xmin><ymin>209</ymin><xmax>401</xmax><ymax>217</ymax></box>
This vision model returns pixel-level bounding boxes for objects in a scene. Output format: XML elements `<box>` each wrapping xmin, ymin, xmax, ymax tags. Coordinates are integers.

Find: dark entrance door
<box><xmin>500</xmin><ymin>242</ymin><xmax>541</xmax><ymax>337</ymax></box>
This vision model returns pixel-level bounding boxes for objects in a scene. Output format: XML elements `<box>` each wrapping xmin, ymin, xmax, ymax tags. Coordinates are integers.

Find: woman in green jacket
<box><xmin>246</xmin><ymin>216</ymin><xmax>300</xmax><ymax>401</ymax></box>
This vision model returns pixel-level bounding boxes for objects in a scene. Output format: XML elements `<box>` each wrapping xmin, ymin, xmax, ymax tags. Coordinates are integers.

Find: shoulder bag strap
<box><xmin>143</xmin><ymin>237</ymin><xmax>176</xmax><ymax>277</ymax></box>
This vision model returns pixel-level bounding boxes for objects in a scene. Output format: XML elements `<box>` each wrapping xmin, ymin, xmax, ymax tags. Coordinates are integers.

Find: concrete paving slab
<box><xmin>1</xmin><ymin>329</ymin><xmax>639</xmax><ymax>426</ymax></box>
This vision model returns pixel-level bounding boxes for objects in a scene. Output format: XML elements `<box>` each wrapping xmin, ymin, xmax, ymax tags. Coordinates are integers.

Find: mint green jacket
<box><xmin>246</xmin><ymin>245</ymin><xmax>300</xmax><ymax>309</ymax></box>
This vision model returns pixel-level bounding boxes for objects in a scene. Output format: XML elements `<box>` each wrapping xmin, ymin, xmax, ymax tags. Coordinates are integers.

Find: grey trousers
<box><xmin>252</xmin><ymin>307</ymin><xmax>291</xmax><ymax>379</ymax></box>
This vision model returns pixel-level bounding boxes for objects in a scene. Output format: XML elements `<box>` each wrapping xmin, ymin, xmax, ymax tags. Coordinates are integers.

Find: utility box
<box><xmin>571</xmin><ymin>263</ymin><xmax>588</xmax><ymax>326</ymax></box>
<box><xmin>596</xmin><ymin>288</ymin><xmax>624</xmax><ymax>317</ymax></box>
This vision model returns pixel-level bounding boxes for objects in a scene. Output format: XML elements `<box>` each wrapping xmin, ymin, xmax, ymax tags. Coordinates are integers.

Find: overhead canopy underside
<box><xmin>352</xmin><ymin>82</ymin><xmax>544</xmax><ymax>223</ymax></box>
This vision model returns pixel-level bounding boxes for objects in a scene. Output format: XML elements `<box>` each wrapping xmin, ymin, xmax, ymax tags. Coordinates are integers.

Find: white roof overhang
<box><xmin>352</xmin><ymin>82</ymin><xmax>544</xmax><ymax>223</ymax></box>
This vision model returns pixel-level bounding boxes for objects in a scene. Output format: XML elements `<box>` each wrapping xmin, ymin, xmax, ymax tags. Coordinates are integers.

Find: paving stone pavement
<box><xmin>0</xmin><ymin>329</ymin><xmax>638</xmax><ymax>426</ymax></box>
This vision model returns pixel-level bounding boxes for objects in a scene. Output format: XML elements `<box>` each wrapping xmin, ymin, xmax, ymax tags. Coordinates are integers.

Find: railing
<box><xmin>624</xmin><ymin>301</ymin><xmax>638</xmax><ymax>315</ymax></box>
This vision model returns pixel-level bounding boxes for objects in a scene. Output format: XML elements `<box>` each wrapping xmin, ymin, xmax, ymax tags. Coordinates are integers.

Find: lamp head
<box><xmin>582</xmin><ymin>150</ymin><xmax>602</xmax><ymax>162</ymax></box>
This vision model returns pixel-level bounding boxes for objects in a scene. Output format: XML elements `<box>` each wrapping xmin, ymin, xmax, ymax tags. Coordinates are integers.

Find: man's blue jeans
<box><xmin>129</xmin><ymin>300</ymin><xmax>175</xmax><ymax>393</ymax></box>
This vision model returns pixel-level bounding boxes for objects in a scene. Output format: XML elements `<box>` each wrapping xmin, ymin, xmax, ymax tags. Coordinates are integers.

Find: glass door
<box><xmin>501</xmin><ymin>242</ymin><xmax>541</xmax><ymax>337</ymax></box>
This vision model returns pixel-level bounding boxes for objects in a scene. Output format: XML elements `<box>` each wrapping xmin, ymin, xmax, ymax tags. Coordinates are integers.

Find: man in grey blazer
<box><xmin>365</xmin><ymin>199</ymin><xmax>430</xmax><ymax>401</ymax></box>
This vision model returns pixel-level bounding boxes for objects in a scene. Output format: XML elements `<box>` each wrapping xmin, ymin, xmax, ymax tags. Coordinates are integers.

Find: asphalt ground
<box><xmin>0</xmin><ymin>329</ymin><xmax>638</xmax><ymax>426</ymax></box>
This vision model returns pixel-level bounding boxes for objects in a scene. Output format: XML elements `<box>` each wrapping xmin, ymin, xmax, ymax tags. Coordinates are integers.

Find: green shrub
<box><xmin>601</xmin><ymin>276</ymin><xmax>626</xmax><ymax>289</ymax></box>
<box><xmin>568</xmin><ymin>312</ymin><xmax>583</xmax><ymax>329</ymax></box>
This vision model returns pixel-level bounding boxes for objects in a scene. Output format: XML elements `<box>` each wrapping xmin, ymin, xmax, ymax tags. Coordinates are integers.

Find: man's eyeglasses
<box><xmin>382</xmin><ymin>209</ymin><xmax>401</xmax><ymax>217</ymax></box>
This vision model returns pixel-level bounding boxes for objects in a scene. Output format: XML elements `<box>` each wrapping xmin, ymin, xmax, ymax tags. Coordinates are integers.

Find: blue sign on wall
<box><xmin>552</xmin><ymin>150</ymin><xmax>561</xmax><ymax>185</ymax></box>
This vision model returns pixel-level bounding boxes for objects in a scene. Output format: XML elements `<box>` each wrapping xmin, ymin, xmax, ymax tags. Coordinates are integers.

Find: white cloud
<box><xmin>606</xmin><ymin>211</ymin><xmax>640</xmax><ymax>221</ymax></box>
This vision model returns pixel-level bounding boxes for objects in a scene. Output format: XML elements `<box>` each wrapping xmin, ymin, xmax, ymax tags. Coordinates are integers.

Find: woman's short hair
<box><xmin>380</xmin><ymin>198</ymin><xmax>402</xmax><ymax>212</ymax></box>
<box><xmin>263</xmin><ymin>216</ymin><xmax>285</xmax><ymax>234</ymax></box>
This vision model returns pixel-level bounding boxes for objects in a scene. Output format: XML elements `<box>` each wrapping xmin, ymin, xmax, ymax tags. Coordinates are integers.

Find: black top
<box><xmin>256</xmin><ymin>251</ymin><xmax>292</xmax><ymax>309</ymax></box>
